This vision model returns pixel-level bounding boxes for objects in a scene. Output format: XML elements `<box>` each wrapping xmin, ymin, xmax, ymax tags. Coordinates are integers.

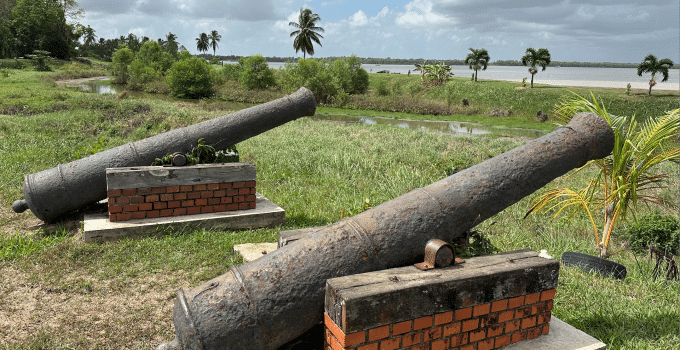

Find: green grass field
<box><xmin>0</xmin><ymin>63</ymin><xmax>677</xmax><ymax>349</ymax></box>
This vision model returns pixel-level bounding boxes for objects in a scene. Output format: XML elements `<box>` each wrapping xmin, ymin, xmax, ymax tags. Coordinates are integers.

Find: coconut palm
<box><xmin>637</xmin><ymin>54</ymin><xmax>674</xmax><ymax>96</ymax></box>
<box><xmin>208</xmin><ymin>30</ymin><xmax>221</xmax><ymax>57</ymax></box>
<box><xmin>289</xmin><ymin>8</ymin><xmax>324</xmax><ymax>59</ymax></box>
<box><xmin>464</xmin><ymin>48</ymin><xmax>490</xmax><ymax>82</ymax></box>
<box><xmin>196</xmin><ymin>32</ymin><xmax>209</xmax><ymax>54</ymax></box>
<box><xmin>521</xmin><ymin>48</ymin><xmax>551</xmax><ymax>88</ymax></box>
<box><xmin>165</xmin><ymin>32</ymin><xmax>178</xmax><ymax>55</ymax></box>
<box><xmin>526</xmin><ymin>93</ymin><xmax>679</xmax><ymax>259</ymax></box>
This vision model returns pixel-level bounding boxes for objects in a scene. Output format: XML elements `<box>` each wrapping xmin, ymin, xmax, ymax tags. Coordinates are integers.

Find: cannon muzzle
<box><xmin>12</xmin><ymin>88</ymin><xmax>316</xmax><ymax>223</ymax></box>
<box><xmin>158</xmin><ymin>112</ymin><xmax>614</xmax><ymax>350</ymax></box>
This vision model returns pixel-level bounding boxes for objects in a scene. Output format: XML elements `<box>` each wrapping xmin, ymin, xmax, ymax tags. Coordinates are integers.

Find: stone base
<box><xmin>504</xmin><ymin>316</ymin><xmax>606</xmax><ymax>350</ymax></box>
<box><xmin>83</xmin><ymin>193</ymin><xmax>284</xmax><ymax>241</ymax></box>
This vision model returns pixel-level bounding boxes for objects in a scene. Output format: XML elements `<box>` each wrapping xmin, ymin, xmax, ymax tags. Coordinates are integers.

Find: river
<box><xmin>264</xmin><ymin>62</ymin><xmax>679</xmax><ymax>91</ymax></box>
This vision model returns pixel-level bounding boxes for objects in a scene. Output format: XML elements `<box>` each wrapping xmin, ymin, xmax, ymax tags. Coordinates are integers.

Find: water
<box><xmin>78</xmin><ymin>81</ymin><xmax>117</xmax><ymax>94</ymax></box>
<box><xmin>313</xmin><ymin>114</ymin><xmax>546</xmax><ymax>139</ymax></box>
<box><xmin>265</xmin><ymin>62</ymin><xmax>679</xmax><ymax>91</ymax></box>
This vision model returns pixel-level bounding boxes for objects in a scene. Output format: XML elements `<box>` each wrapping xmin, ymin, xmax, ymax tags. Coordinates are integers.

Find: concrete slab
<box><xmin>505</xmin><ymin>316</ymin><xmax>606</xmax><ymax>350</ymax></box>
<box><xmin>234</xmin><ymin>242</ymin><xmax>278</xmax><ymax>262</ymax></box>
<box><xmin>83</xmin><ymin>193</ymin><xmax>284</xmax><ymax>241</ymax></box>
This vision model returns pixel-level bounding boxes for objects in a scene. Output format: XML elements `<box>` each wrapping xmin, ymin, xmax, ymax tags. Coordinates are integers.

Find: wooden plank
<box><xmin>106</xmin><ymin>163</ymin><xmax>255</xmax><ymax>190</ymax></box>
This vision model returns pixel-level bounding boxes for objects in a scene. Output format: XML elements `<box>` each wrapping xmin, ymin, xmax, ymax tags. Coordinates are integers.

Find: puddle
<box><xmin>312</xmin><ymin>114</ymin><xmax>546</xmax><ymax>139</ymax></box>
<box><xmin>76</xmin><ymin>81</ymin><xmax>117</xmax><ymax>94</ymax></box>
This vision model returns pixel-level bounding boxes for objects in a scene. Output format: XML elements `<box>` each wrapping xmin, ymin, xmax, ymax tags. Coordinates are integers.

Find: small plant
<box><xmin>1</xmin><ymin>69</ymin><xmax>8</xmax><ymax>77</ymax></box>
<box><xmin>471</xmin><ymin>73</ymin><xmax>475</xmax><ymax>81</ymax></box>
<box><xmin>28</xmin><ymin>50</ymin><xmax>52</xmax><ymax>71</ymax></box>
<box><xmin>521</xmin><ymin>77</ymin><xmax>527</xmax><ymax>87</ymax></box>
<box><xmin>454</xmin><ymin>230</ymin><xmax>499</xmax><ymax>258</ymax></box>
<box><xmin>621</xmin><ymin>212</ymin><xmax>679</xmax><ymax>255</ymax></box>
<box><xmin>414</xmin><ymin>62</ymin><xmax>452</xmax><ymax>86</ymax></box>
<box><xmin>626</xmin><ymin>83</ymin><xmax>632</xmax><ymax>95</ymax></box>
<box><xmin>152</xmin><ymin>138</ymin><xmax>238</xmax><ymax>166</ymax></box>
<box><xmin>526</xmin><ymin>93</ymin><xmax>679</xmax><ymax>258</ymax></box>
<box><xmin>75</xmin><ymin>138</ymin><xmax>107</xmax><ymax>159</ymax></box>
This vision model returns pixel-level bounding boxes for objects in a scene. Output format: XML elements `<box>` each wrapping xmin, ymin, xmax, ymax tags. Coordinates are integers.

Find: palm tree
<box><xmin>464</xmin><ymin>48</ymin><xmax>490</xmax><ymax>82</ymax></box>
<box><xmin>521</xmin><ymin>48</ymin><xmax>551</xmax><ymax>88</ymax></box>
<box><xmin>196</xmin><ymin>33</ymin><xmax>209</xmax><ymax>54</ymax></box>
<box><xmin>289</xmin><ymin>8</ymin><xmax>324</xmax><ymax>59</ymax></box>
<box><xmin>83</xmin><ymin>25</ymin><xmax>97</xmax><ymax>47</ymax></box>
<box><xmin>637</xmin><ymin>54</ymin><xmax>674</xmax><ymax>96</ymax></box>
<box><xmin>165</xmin><ymin>32</ymin><xmax>178</xmax><ymax>55</ymax></box>
<box><xmin>526</xmin><ymin>93</ymin><xmax>679</xmax><ymax>259</ymax></box>
<box><xmin>208</xmin><ymin>30</ymin><xmax>221</xmax><ymax>57</ymax></box>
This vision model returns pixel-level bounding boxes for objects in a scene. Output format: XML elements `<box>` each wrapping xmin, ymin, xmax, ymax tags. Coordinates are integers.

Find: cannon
<box><xmin>157</xmin><ymin>112</ymin><xmax>614</xmax><ymax>350</ymax></box>
<box><xmin>11</xmin><ymin>88</ymin><xmax>317</xmax><ymax>223</ymax></box>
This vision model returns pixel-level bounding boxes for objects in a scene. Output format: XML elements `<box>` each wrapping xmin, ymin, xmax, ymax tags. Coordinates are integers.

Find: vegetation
<box><xmin>527</xmin><ymin>93</ymin><xmax>679</xmax><ymax>258</ymax></box>
<box><xmin>414</xmin><ymin>62</ymin><xmax>452</xmax><ymax>86</ymax></box>
<box><xmin>208</xmin><ymin>30</ymin><xmax>221</xmax><ymax>57</ymax></box>
<box><xmin>289</xmin><ymin>8</ymin><xmax>324</xmax><ymax>59</ymax></box>
<box><xmin>238</xmin><ymin>54</ymin><xmax>276</xmax><ymax>90</ymax></box>
<box><xmin>0</xmin><ymin>66</ymin><xmax>677</xmax><ymax>349</ymax></box>
<box><xmin>521</xmin><ymin>48</ymin><xmax>551</xmax><ymax>88</ymax></box>
<box><xmin>166</xmin><ymin>51</ymin><xmax>215</xmax><ymax>98</ymax></box>
<box><xmin>465</xmin><ymin>48</ymin><xmax>490</xmax><ymax>82</ymax></box>
<box><xmin>621</xmin><ymin>212</ymin><xmax>679</xmax><ymax>255</ymax></box>
<box><xmin>196</xmin><ymin>32</ymin><xmax>209</xmax><ymax>55</ymax></box>
<box><xmin>637</xmin><ymin>54</ymin><xmax>675</xmax><ymax>96</ymax></box>
<box><xmin>111</xmin><ymin>44</ymin><xmax>134</xmax><ymax>84</ymax></box>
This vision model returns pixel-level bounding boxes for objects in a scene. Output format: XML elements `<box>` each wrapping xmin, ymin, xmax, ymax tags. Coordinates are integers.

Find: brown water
<box><xmin>313</xmin><ymin>114</ymin><xmax>546</xmax><ymax>139</ymax></box>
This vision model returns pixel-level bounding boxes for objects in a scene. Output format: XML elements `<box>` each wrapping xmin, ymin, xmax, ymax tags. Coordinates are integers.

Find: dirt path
<box><xmin>54</xmin><ymin>76</ymin><xmax>110</xmax><ymax>86</ymax></box>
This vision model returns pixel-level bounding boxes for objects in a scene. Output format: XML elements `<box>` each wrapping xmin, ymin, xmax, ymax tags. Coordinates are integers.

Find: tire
<box><xmin>561</xmin><ymin>251</ymin><xmax>627</xmax><ymax>280</ymax></box>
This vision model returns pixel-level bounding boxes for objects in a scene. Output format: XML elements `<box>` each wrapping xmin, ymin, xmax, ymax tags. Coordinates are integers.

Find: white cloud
<box><xmin>350</xmin><ymin>10</ymin><xmax>369</xmax><ymax>27</ymax></box>
<box><xmin>395</xmin><ymin>0</ymin><xmax>451</xmax><ymax>28</ymax></box>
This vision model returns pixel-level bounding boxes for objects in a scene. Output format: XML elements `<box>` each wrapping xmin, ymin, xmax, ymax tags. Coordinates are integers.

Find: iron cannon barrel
<box><xmin>158</xmin><ymin>112</ymin><xmax>614</xmax><ymax>350</ymax></box>
<box><xmin>11</xmin><ymin>87</ymin><xmax>317</xmax><ymax>223</ymax></box>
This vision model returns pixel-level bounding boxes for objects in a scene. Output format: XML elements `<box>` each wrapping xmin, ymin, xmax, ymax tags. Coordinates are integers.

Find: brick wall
<box><xmin>324</xmin><ymin>289</ymin><xmax>555</xmax><ymax>350</ymax></box>
<box><xmin>107</xmin><ymin>180</ymin><xmax>256</xmax><ymax>222</ymax></box>
<box><xmin>324</xmin><ymin>249</ymin><xmax>559</xmax><ymax>350</ymax></box>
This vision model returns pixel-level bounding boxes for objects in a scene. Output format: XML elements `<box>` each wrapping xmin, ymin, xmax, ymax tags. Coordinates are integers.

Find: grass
<box><xmin>0</xmin><ymin>63</ymin><xmax>678</xmax><ymax>349</ymax></box>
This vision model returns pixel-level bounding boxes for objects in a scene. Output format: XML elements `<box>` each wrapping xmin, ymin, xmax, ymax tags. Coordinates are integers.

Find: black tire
<box><xmin>561</xmin><ymin>251</ymin><xmax>627</xmax><ymax>280</ymax></box>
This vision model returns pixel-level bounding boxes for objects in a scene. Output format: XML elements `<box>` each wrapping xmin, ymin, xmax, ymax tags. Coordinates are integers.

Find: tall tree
<box><xmin>521</xmin><ymin>48</ymin><xmax>551</xmax><ymax>88</ymax></box>
<box><xmin>196</xmin><ymin>32</ymin><xmax>209</xmax><ymax>54</ymax></box>
<box><xmin>637</xmin><ymin>54</ymin><xmax>674</xmax><ymax>96</ymax></box>
<box><xmin>464</xmin><ymin>47</ymin><xmax>490</xmax><ymax>82</ymax></box>
<box><xmin>165</xmin><ymin>32</ymin><xmax>178</xmax><ymax>56</ymax></box>
<box><xmin>11</xmin><ymin>0</ymin><xmax>73</xmax><ymax>59</ymax></box>
<box><xmin>288</xmin><ymin>7</ymin><xmax>324</xmax><ymax>59</ymax></box>
<box><xmin>208</xmin><ymin>30</ymin><xmax>221</xmax><ymax>57</ymax></box>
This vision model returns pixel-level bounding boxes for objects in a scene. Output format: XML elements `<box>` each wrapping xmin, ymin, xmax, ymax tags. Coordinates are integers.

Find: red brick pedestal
<box><xmin>324</xmin><ymin>249</ymin><xmax>559</xmax><ymax>350</ymax></box>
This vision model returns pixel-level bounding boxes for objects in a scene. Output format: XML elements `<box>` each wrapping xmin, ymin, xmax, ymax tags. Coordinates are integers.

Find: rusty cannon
<box><xmin>157</xmin><ymin>112</ymin><xmax>614</xmax><ymax>350</ymax></box>
<box><xmin>11</xmin><ymin>88</ymin><xmax>317</xmax><ymax>223</ymax></box>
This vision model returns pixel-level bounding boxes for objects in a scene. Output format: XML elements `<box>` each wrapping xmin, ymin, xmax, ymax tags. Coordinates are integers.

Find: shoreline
<box><xmin>497</xmin><ymin>78</ymin><xmax>679</xmax><ymax>91</ymax></box>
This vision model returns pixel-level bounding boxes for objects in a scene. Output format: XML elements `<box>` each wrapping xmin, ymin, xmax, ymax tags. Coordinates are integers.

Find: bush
<box><xmin>28</xmin><ymin>50</ymin><xmax>52</xmax><ymax>71</ymax></box>
<box><xmin>167</xmin><ymin>51</ymin><xmax>215</xmax><ymax>98</ymax></box>
<box><xmin>129</xmin><ymin>41</ymin><xmax>174</xmax><ymax>85</ymax></box>
<box><xmin>327</xmin><ymin>56</ymin><xmax>369</xmax><ymax>95</ymax></box>
<box><xmin>111</xmin><ymin>44</ymin><xmax>134</xmax><ymax>84</ymax></box>
<box><xmin>239</xmin><ymin>55</ymin><xmax>276</xmax><ymax>90</ymax></box>
<box><xmin>622</xmin><ymin>213</ymin><xmax>679</xmax><ymax>255</ymax></box>
<box><xmin>280</xmin><ymin>58</ymin><xmax>340</xmax><ymax>104</ymax></box>
<box><xmin>374</xmin><ymin>79</ymin><xmax>389</xmax><ymax>96</ymax></box>
<box><xmin>221</xmin><ymin>63</ymin><xmax>242</xmax><ymax>81</ymax></box>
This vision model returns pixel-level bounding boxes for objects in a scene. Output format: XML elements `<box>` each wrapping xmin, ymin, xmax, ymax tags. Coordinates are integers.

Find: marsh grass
<box><xmin>0</xmin><ymin>66</ymin><xmax>677</xmax><ymax>349</ymax></box>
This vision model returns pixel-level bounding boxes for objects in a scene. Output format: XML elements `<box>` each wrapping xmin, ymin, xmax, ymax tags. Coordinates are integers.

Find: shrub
<box><xmin>221</xmin><ymin>63</ymin><xmax>242</xmax><ymax>81</ymax></box>
<box><xmin>327</xmin><ymin>56</ymin><xmax>369</xmax><ymax>95</ymax></box>
<box><xmin>374</xmin><ymin>79</ymin><xmax>389</xmax><ymax>96</ymax></box>
<box><xmin>239</xmin><ymin>54</ymin><xmax>276</xmax><ymax>90</ymax></box>
<box><xmin>28</xmin><ymin>50</ymin><xmax>52</xmax><ymax>71</ymax></box>
<box><xmin>167</xmin><ymin>51</ymin><xmax>215</xmax><ymax>98</ymax></box>
<box><xmin>280</xmin><ymin>58</ymin><xmax>340</xmax><ymax>104</ymax></box>
<box><xmin>111</xmin><ymin>44</ymin><xmax>134</xmax><ymax>84</ymax></box>
<box><xmin>622</xmin><ymin>213</ymin><xmax>679</xmax><ymax>255</ymax></box>
<box><xmin>129</xmin><ymin>41</ymin><xmax>174</xmax><ymax>85</ymax></box>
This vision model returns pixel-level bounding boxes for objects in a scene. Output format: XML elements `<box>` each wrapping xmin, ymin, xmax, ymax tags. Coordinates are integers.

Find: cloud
<box><xmin>395</xmin><ymin>0</ymin><xmax>452</xmax><ymax>28</ymax></box>
<box><xmin>350</xmin><ymin>10</ymin><xmax>369</xmax><ymax>27</ymax></box>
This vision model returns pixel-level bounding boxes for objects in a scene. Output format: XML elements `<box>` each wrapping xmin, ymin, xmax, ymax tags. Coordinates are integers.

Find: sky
<box><xmin>78</xmin><ymin>0</ymin><xmax>679</xmax><ymax>64</ymax></box>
